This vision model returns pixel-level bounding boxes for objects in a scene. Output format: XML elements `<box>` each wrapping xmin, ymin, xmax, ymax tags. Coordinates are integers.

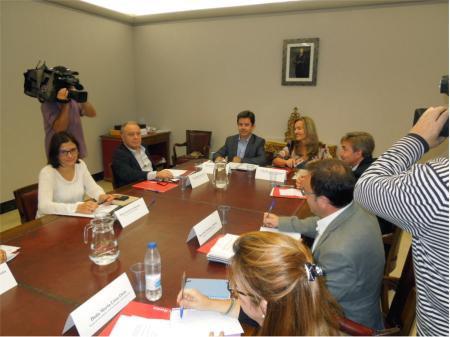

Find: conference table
<box><xmin>0</xmin><ymin>162</ymin><xmax>308</xmax><ymax>336</ymax></box>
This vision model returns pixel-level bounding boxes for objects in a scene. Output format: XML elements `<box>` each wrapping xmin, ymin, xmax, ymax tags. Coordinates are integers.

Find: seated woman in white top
<box><xmin>37</xmin><ymin>132</ymin><xmax>113</xmax><ymax>218</ymax></box>
<box><xmin>272</xmin><ymin>116</ymin><xmax>331</xmax><ymax>169</ymax></box>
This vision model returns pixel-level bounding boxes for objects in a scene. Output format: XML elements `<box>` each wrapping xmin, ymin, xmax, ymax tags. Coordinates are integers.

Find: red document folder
<box><xmin>98</xmin><ymin>301</ymin><xmax>171</xmax><ymax>336</ymax></box>
<box><xmin>271</xmin><ymin>186</ymin><xmax>306</xmax><ymax>199</ymax></box>
<box><xmin>197</xmin><ymin>234</ymin><xmax>224</xmax><ymax>254</ymax></box>
<box><xmin>132</xmin><ymin>180</ymin><xmax>178</xmax><ymax>193</ymax></box>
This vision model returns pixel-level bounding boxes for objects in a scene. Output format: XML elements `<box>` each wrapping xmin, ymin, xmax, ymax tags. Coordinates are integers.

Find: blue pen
<box><xmin>268</xmin><ymin>199</ymin><xmax>276</xmax><ymax>214</ymax></box>
<box><xmin>180</xmin><ymin>271</ymin><xmax>186</xmax><ymax>318</ymax></box>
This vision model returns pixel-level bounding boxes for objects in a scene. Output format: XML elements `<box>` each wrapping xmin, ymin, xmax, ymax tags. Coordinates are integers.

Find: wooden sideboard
<box><xmin>100</xmin><ymin>131</ymin><xmax>171</xmax><ymax>181</ymax></box>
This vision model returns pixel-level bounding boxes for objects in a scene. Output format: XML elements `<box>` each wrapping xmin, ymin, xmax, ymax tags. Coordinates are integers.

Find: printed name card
<box><xmin>199</xmin><ymin>161</ymin><xmax>216</xmax><ymax>174</ymax></box>
<box><xmin>255</xmin><ymin>167</ymin><xmax>286</xmax><ymax>182</ymax></box>
<box><xmin>114</xmin><ymin>198</ymin><xmax>149</xmax><ymax>228</ymax></box>
<box><xmin>186</xmin><ymin>211</ymin><xmax>222</xmax><ymax>246</ymax></box>
<box><xmin>0</xmin><ymin>263</ymin><xmax>17</xmax><ymax>295</ymax></box>
<box><xmin>62</xmin><ymin>273</ymin><xmax>135</xmax><ymax>337</ymax></box>
<box><xmin>188</xmin><ymin>171</ymin><xmax>210</xmax><ymax>189</ymax></box>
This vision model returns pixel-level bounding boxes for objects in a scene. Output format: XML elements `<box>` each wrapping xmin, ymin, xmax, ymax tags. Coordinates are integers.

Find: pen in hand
<box><xmin>180</xmin><ymin>271</ymin><xmax>186</xmax><ymax>318</ymax></box>
<box><xmin>264</xmin><ymin>199</ymin><xmax>276</xmax><ymax>226</ymax></box>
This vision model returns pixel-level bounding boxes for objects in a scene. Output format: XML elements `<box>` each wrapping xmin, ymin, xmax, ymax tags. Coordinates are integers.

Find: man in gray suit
<box><xmin>213</xmin><ymin>110</ymin><xmax>266</xmax><ymax>166</ymax></box>
<box><xmin>263</xmin><ymin>159</ymin><xmax>384</xmax><ymax>330</ymax></box>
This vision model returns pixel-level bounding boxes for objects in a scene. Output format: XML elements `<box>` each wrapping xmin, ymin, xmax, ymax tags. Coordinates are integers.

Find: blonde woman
<box><xmin>273</xmin><ymin>116</ymin><xmax>330</xmax><ymax>169</ymax></box>
<box><xmin>177</xmin><ymin>231</ymin><xmax>342</xmax><ymax>336</ymax></box>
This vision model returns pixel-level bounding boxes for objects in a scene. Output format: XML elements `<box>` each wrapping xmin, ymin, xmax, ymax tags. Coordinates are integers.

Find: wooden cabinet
<box><xmin>100</xmin><ymin>131</ymin><xmax>171</xmax><ymax>181</ymax></box>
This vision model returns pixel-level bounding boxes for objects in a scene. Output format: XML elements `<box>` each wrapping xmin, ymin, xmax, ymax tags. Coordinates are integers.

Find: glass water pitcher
<box><xmin>213</xmin><ymin>159</ymin><xmax>229</xmax><ymax>189</ymax></box>
<box><xmin>84</xmin><ymin>214</ymin><xmax>120</xmax><ymax>265</ymax></box>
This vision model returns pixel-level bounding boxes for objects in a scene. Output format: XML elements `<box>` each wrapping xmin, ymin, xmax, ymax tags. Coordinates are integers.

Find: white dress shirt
<box><xmin>311</xmin><ymin>202</ymin><xmax>352</xmax><ymax>252</ymax></box>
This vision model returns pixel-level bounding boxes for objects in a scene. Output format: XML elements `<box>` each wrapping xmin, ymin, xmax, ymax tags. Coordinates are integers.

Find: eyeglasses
<box><xmin>59</xmin><ymin>148</ymin><xmax>78</xmax><ymax>157</ymax></box>
<box><xmin>227</xmin><ymin>281</ymin><xmax>253</xmax><ymax>299</ymax></box>
<box><xmin>300</xmin><ymin>188</ymin><xmax>315</xmax><ymax>196</ymax></box>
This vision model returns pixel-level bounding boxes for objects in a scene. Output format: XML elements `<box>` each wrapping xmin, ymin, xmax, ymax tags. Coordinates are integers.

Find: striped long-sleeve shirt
<box><xmin>354</xmin><ymin>134</ymin><xmax>449</xmax><ymax>336</ymax></box>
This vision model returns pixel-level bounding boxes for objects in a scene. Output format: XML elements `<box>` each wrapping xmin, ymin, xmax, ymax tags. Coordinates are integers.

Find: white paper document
<box><xmin>255</xmin><ymin>167</ymin><xmax>286</xmax><ymax>182</ymax></box>
<box><xmin>260</xmin><ymin>226</ymin><xmax>301</xmax><ymax>240</ymax></box>
<box><xmin>167</xmin><ymin>169</ymin><xmax>187</xmax><ymax>178</ymax></box>
<box><xmin>227</xmin><ymin>162</ymin><xmax>258</xmax><ymax>171</ymax></box>
<box><xmin>206</xmin><ymin>233</ymin><xmax>239</xmax><ymax>264</ymax></box>
<box><xmin>0</xmin><ymin>245</ymin><xmax>20</xmax><ymax>262</ymax></box>
<box><xmin>110</xmin><ymin>315</ymin><xmax>170</xmax><ymax>337</ymax></box>
<box><xmin>56</xmin><ymin>204</ymin><xmax>119</xmax><ymax>218</ymax></box>
<box><xmin>170</xmin><ymin>308</ymin><xmax>243</xmax><ymax>336</ymax></box>
<box><xmin>0</xmin><ymin>263</ymin><xmax>17</xmax><ymax>295</ymax></box>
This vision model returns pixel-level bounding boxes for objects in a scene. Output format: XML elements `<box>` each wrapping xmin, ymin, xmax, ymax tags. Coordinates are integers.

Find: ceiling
<box><xmin>45</xmin><ymin>0</ymin><xmax>437</xmax><ymax>25</ymax></box>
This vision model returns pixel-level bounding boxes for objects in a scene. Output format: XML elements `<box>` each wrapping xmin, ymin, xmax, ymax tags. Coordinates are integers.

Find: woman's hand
<box><xmin>76</xmin><ymin>200</ymin><xmax>99</xmax><ymax>214</ymax></box>
<box><xmin>98</xmin><ymin>194</ymin><xmax>114</xmax><ymax>204</ymax></box>
<box><xmin>177</xmin><ymin>288</ymin><xmax>213</xmax><ymax>311</ymax></box>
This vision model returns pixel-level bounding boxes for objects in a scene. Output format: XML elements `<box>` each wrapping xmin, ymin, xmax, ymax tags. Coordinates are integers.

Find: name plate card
<box><xmin>114</xmin><ymin>198</ymin><xmax>149</xmax><ymax>228</ymax></box>
<box><xmin>0</xmin><ymin>263</ymin><xmax>17</xmax><ymax>295</ymax></box>
<box><xmin>189</xmin><ymin>171</ymin><xmax>210</xmax><ymax>189</ymax></box>
<box><xmin>186</xmin><ymin>211</ymin><xmax>222</xmax><ymax>246</ymax></box>
<box><xmin>255</xmin><ymin>167</ymin><xmax>286</xmax><ymax>182</ymax></box>
<box><xmin>63</xmin><ymin>273</ymin><xmax>135</xmax><ymax>337</ymax></box>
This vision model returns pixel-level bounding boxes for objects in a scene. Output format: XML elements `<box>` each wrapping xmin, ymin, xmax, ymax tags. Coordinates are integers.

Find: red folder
<box><xmin>98</xmin><ymin>301</ymin><xmax>171</xmax><ymax>336</ymax></box>
<box><xmin>132</xmin><ymin>180</ymin><xmax>178</xmax><ymax>193</ymax></box>
<box><xmin>271</xmin><ymin>186</ymin><xmax>306</xmax><ymax>199</ymax></box>
<box><xmin>197</xmin><ymin>234</ymin><xmax>224</xmax><ymax>254</ymax></box>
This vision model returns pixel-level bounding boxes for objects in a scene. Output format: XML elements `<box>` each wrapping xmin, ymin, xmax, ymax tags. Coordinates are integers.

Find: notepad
<box><xmin>185</xmin><ymin>278</ymin><xmax>230</xmax><ymax>299</ymax></box>
<box><xmin>260</xmin><ymin>226</ymin><xmax>301</xmax><ymax>240</ymax></box>
<box><xmin>206</xmin><ymin>234</ymin><xmax>239</xmax><ymax>264</ymax></box>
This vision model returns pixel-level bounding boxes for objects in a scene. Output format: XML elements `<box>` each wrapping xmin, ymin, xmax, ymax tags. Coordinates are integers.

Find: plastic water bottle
<box><xmin>144</xmin><ymin>242</ymin><xmax>162</xmax><ymax>301</ymax></box>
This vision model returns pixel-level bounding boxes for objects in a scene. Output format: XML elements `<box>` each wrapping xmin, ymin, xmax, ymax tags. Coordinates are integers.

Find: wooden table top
<box><xmin>0</xmin><ymin>163</ymin><xmax>306</xmax><ymax>336</ymax></box>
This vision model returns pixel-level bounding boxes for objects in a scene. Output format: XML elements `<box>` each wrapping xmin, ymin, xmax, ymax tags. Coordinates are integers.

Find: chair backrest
<box><xmin>186</xmin><ymin>130</ymin><xmax>212</xmax><ymax>155</ymax></box>
<box><xmin>386</xmin><ymin>246</ymin><xmax>416</xmax><ymax>336</ymax></box>
<box><xmin>109</xmin><ymin>163</ymin><xmax>119</xmax><ymax>189</ymax></box>
<box><xmin>13</xmin><ymin>183</ymin><xmax>39</xmax><ymax>223</ymax></box>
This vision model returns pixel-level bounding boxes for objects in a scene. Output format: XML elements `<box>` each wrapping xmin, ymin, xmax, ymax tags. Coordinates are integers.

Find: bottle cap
<box><xmin>147</xmin><ymin>242</ymin><xmax>157</xmax><ymax>249</ymax></box>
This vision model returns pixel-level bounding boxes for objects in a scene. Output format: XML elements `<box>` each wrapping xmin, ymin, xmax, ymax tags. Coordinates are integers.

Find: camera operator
<box><xmin>354</xmin><ymin>106</ymin><xmax>449</xmax><ymax>336</ymax></box>
<box><xmin>41</xmin><ymin>68</ymin><xmax>96</xmax><ymax>158</ymax></box>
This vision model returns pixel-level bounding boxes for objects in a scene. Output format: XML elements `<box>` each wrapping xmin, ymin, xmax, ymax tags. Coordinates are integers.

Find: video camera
<box><xmin>413</xmin><ymin>75</ymin><xmax>448</xmax><ymax>137</ymax></box>
<box><xmin>23</xmin><ymin>61</ymin><xmax>88</xmax><ymax>103</ymax></box>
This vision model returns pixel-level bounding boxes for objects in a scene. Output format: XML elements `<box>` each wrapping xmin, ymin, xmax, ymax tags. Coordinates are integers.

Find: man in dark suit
<box><xmin>339</xmin><ymin>131</ymin><xmax>375</xmax><ymax>180</ymax></box>
<box><xmin>263</xmin><ymin>159</ymin><xmax>385</xmax><ymax>330</ymax></box>
<box><xmin>339</xmin><ymin>131</ymin><xmax>394</xmax><ymax>235</ymax></box>
<box><xmin>213</xmin><ymin>110</ymin><xmax>266</xmax><ymax>166</ymax></box>
<box><xmin>111</xmin><ymin>121</ymin><xmax>172</xmax><ymax>188</ymax></box>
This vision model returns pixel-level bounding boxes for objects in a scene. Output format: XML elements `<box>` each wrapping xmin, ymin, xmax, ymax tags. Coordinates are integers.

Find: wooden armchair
<box><xmin>13</xmin><ymin>183</ymin><xmax>39</xmax><ymax>223</ymax></box>
<box><xmin>339</xmin><ymin>246</ymin><xmax>416</xmax><ymax>336</ymax></box>
<box><xmin>172</xmin><ymin>130</ymin><xmax>212</xmax><ymax>165</ymax></box>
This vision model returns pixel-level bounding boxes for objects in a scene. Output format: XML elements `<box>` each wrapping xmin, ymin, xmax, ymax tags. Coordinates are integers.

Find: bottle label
<box><xmin>146</xmin><ymin>274</ymin><xmax>161</xmax><ymax>290</ymax></box>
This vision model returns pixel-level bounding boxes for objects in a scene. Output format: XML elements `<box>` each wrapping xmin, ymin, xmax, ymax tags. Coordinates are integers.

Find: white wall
<box><xmin>1</xmin><ymin>1</ymin><xmax>448</xmax><ymax>204</ymax></box>
<box><xmin>134</xmin><ymin>1</ymin><xmax>448</xmax><ymax>159</ymax></box>
<box><xmin>1</xmin><ymin>1</ymin><xmax>136</xmax><ymax>202</ymax></box>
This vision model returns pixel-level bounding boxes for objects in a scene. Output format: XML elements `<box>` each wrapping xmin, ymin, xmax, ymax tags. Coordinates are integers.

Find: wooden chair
<box><xmin>381</xmin><ymin>227</ymin><xmax>403</xmax><ymax>313</ymax></box>
<box><xmin>339</xmin><ymin>246</ymin><xmax>416</xmax><ymax>336</ymax></box>
<box><xmin>172</xmin><ymin>130</ymin><xmax>212</xmax><ymax>165</ymax></box>
<box><xmin>13</xmin><ymin>183</ymin><xmax>39</xmax><ymax>223</ymax></box>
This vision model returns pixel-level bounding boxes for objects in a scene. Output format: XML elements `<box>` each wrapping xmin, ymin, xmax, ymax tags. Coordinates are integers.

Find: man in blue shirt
<box><xmin>213</xmin><ymin>110</ymin><xmax>266</xmax><ymax>166</ymax></box>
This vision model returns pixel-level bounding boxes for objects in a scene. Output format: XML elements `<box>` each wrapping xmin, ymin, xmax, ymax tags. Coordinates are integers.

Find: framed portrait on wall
<box><xmin>282</xmin><ymin>38</ymin><xmax>319</xmax><ymax>86</ymax></box>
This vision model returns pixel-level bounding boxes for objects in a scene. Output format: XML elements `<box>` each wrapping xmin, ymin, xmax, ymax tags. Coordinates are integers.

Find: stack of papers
<box><xmin>167</xmin><ymin>169</ymin><xmax>187</xmax><ymax>178</ymax></box>
<box><xmin>206</xmin><ymin>234</ymin><xmax>239</xmax><ymax>264</ymax></box>
<box><xmin>227</xmin><ymin>162</ymin><xmax>258</xmax><ymax>171</ymax></box>
<box><xmin>56</xmin><ymin>204</ymin><xmax>119</xmax><ymax>218</ymax></box>
<box><xmin>270</xmin><ymin>186</ymin><xmax>305</xmax><ymax>199</ymax></box>
<box><xmin>260</xmin><ymin>227</ymin><xmax>301</xmax><ymax>240</ymax></box>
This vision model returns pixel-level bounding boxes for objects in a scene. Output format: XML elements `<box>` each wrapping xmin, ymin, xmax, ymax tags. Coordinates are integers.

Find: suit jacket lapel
<box><xmin>244</xmin><ymin>134</ymin><xmax>255</xmax><ymax>158</ymax></box>
<box><xmin>230</xmin><ymin>135</ymin><xmax>239</xmax><ymax>158</ymax></box>
<box><xmin>313</xmin><ymin>202</ymin><xmax>355</xmax><ymax>251</ymax></box>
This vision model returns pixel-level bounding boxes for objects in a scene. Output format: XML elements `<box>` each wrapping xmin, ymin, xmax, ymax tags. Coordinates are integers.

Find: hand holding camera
<box><xmin>411</xmin><ymin>106</ymin><xmax>449</xmax><ymax>149</ymax></box>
